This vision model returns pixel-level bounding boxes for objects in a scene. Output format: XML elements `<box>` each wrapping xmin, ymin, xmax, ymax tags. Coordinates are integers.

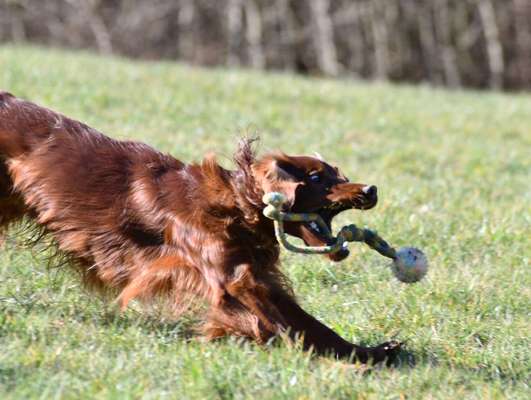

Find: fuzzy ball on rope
<box><xmin>391</xmin><ymin>247</ymin><xmax>428</xmax><ymax>283</ymax></box>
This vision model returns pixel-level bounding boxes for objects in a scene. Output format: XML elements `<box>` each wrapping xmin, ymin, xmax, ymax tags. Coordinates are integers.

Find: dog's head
<box><xmin>253</xmin><ymin>153</ymin><xmax>377</xmax><ymax>262</ymax></box>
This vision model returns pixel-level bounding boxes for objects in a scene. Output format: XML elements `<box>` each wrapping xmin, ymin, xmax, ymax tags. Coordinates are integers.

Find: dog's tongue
<box><xmin>300</xmin><ymin>224</ymin><xmax>350</xmax><ymax>262</ymax></box>
<box><xmin>328</xmin><ymin>247</ymin><xmax>350</xmax><ymax>262</ymax></box>
<box><xmin>322</xmin><ymin>234</ymin><xmax>350</xmax><ymax>261</ymax></box>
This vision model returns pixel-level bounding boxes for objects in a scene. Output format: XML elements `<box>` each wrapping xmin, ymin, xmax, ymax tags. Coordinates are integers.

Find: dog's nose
<box><xmin>362</xmin><ymin>185</ymin><xmax>377</xmax><ymax>198</ymax></box>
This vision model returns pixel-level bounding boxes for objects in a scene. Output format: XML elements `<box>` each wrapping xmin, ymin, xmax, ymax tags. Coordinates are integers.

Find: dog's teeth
<box><xmin>309</xmin><ymin>222</ymin><xmax>321</xmax><ymax>233</ymax></box>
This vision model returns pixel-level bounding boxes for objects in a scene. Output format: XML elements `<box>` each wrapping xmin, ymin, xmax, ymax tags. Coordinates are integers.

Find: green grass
<box><xmin>1</xmin><ymin>45</ymin><xmax>530</xmax><ymax>399</ymax></box>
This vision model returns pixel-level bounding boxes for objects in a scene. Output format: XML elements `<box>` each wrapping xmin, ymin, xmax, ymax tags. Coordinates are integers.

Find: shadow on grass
<box><xmin>0</xmin><ymin>290</ymin><xmax>200</xmax><ymax>342</ymax></box>
<box><xmin>390</xmin><ymin>345</ymin><xmax>434</xmax><ymax>369</ymax></box>
<box><xmin>91</xmin><ymin>304</ymin><xmax>202</xmax><ymax>341</ymax></box>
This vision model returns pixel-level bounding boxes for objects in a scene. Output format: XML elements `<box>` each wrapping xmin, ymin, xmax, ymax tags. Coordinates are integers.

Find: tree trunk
<box><xmin>434</xmin><ymin>0</ymin><xmax>461</xmax><ymax>88</ymax></box>
<box><xmin>334</xmin><ymin>4</ymin><xmax>364</xmax><ymax>76</ymax></box>
<box><xmin>477</xmin><ymin>0</ymin><xmax>504</xmax><ymax>89</ymax></box>
<box><xmin>79</xmin><ymin>0</ymin><xmax>113</xmax><ymax>55</ymax></box>
<box><xmin>308</xmin><ymin>0</ymin><xmax>339</xmax><ymax>76</ymax></box>
<box><xmin>416</xmin><ymin>2</ymin><xmax>442</xmax><ymax>85</ymax></box>
<box><xmin>274</xmin><ymin>0</ymin><xmax>297</xmax><ymax>70</ymax></box>
<box><xmin>369</xmin><ymin>0</ymin><xmax>389</xmax><ymax>80</ymax></box>
<box><xmin>178</xmin><ymin>0</ymin><xmax>196</xmax><ymax>62</ymax></box>
<box><xmin>226</xmin><ymin>0</ymin><xmax>243</xmax><ymax>66</ymax></box>
<box><xmin>244</xmin><ymin>0</ymin><xmax>265</xmax><ymax>69</ymax></box>
<box><xmin>512</xmin><ymin>0</ymin><xmax>531</xmax><ymax>87</ymax></box>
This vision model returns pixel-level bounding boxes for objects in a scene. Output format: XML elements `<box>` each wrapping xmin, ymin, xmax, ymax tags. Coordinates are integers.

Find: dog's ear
<box><xmin>313</xmin><ymin>152</ymin><xmax>325</xmax><ymax>161</ymax></box>
<box><xmin>256</xmin><ymin>156</ymin><xmax>303</xmax><ymax>210</ymax></box>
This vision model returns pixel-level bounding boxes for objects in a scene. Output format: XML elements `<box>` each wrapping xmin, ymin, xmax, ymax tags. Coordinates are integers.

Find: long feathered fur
<box><xmin>0</xmin><ymin>92</ymin><xmax>401</xmax><ymax>364</ymax></box>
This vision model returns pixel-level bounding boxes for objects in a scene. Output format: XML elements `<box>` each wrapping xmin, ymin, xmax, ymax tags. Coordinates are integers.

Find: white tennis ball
<box><xmin>391</xmin><ymin>247</ymin><xmax>428</xmax><ymax>283</ymax></box>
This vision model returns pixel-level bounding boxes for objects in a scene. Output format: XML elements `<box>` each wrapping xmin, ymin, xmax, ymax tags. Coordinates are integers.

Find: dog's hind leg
<box><xmin>0</xmin><ymin>159</ymin><xmax>26</xmax><ymax>237</ymax></box>
<box><xmin>0</xmin><ymin>92</ymin><xmax>29</xmax><ymax>237</ymax></box>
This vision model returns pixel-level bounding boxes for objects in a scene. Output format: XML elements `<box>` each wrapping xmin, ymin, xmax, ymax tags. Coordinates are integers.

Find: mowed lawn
<box><xmin>0</xmin><ymin>45</ymin><xmax>529</xmax><ymax>399</ymax></box>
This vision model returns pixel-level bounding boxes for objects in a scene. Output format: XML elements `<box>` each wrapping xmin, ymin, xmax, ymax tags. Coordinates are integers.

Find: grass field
<box><xmin>0</xmin><ymin>45</ymin><xmax>530</xmax><ymax>399</ymax></box>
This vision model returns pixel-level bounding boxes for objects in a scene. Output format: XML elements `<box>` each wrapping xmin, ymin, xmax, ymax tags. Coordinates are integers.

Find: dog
<box><xmin>0</xmin><ymin>92</ymin><xmax>400</xmax><ymax>364</ymax></box>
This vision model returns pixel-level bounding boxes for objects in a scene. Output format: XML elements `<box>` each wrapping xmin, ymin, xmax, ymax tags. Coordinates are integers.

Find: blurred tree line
<box><xmin>1</xmin><ymin>0</ymin><xmax>530</xmax><ymax>90</ymax></box>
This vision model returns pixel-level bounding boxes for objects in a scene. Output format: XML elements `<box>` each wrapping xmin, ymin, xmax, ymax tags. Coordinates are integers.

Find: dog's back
<box><xmin>1</xmin><ymin>91</ymin><xmax>77</xmax><ymax>158</ymax></box>
<box><xmin>0</xmin><ymin>92</ymin><xmax>176</xmax><ymax>257</ymax></box>
<box><xmin>0</xmin><ymin>92</ymin><xmax>113</xmax><ymax>225</ymax></box>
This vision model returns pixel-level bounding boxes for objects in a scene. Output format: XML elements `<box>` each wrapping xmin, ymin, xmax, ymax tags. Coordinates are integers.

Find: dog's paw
<box><xmin>381</xmin><ymin>340</ymin><xmax>402</xmax><ymax>366</ymax></box>
<box><xmin>356</xmin><ymin>340</ymin><xmax>402</xmax><ymax>366</ymax></box>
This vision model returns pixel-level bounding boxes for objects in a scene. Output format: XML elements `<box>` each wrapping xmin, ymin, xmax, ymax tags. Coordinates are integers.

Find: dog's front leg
<box><xmin>209</xmin><ymin>263</ymin><xmax>400</xmax><ymax>364</ymax></box>
<box><xmin>269</xmin><ymin>291</ymin><xmax>401</xmax><ymax>364</ymax></box>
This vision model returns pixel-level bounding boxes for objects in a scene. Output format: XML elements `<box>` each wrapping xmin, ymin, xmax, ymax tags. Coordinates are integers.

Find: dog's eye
<box><xmin>309</xmin><ymin>173</ymin><xmax>321</xmax><ymax>183</ymax></box>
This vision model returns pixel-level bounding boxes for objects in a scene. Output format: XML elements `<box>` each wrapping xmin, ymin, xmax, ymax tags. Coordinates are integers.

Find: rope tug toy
<box><xmin>262</xmin><ymin>192</ymin><xmax>428</xmax><ymax>283</ymax></box>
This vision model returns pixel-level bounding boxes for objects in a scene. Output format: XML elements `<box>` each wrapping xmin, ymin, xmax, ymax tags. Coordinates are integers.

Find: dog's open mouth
<box><xmin>280</xmin><ymin>184</ymin><xmax>378</xmax><ymax>262</ymax></box>
<box><xmin>286</xmin><ymin>198</ymin><xmax>376</xmax><ymax>262</ymax></box>
<box><xmin>300</xmin><ymin>203</ymin><xmax>354</xmax><ymax>261</ymax></box>
<box><xmin>305</xmin><ymin>202</ymin><xmax>350</xmax><ymax>235</ymax></box>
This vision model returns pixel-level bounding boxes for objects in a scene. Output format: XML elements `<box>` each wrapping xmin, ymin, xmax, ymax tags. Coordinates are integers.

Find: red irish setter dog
<box><xmin>0</xmin><ymin>92</ymin><xmax>400</xmax><ymax>364</ymax></box>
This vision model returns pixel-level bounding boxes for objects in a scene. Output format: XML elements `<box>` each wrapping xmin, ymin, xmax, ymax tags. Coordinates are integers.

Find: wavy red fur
<box><xmin>0</xmin><ymin>92</ymin><xmax>400</xmax><ymax>364</ymax></box>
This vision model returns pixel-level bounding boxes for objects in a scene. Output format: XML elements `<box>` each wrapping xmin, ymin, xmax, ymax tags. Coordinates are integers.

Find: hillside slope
<box><xmin>0</xmin><ymin>45</ymin><xmax>529</xmax><ymax>399</ymax></box>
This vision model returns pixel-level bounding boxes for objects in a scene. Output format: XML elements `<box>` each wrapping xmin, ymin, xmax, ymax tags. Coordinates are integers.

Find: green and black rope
<box><xmin>262</xmin><ymin>192</ymin><xmax>396</xmax><ymax>260</ymax></box>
